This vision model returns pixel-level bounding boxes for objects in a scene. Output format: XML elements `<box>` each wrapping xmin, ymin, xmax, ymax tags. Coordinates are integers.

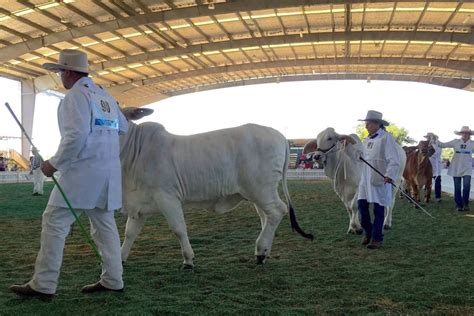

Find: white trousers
<box><xmin>28</xmin><ymin>205</ymin><xmax>123</xmax><ymax>294</ymax></box>
<box><xmin>32</xmin><ymin>169</ymin><xmax>44</xmax><ymax>195</ymax></box>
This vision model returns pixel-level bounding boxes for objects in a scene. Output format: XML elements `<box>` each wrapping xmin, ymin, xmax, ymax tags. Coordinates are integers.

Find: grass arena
<box><xmin>1</xmin><ymin>180</ymin><xmax>473</xmax><ymax>314</ymax></box>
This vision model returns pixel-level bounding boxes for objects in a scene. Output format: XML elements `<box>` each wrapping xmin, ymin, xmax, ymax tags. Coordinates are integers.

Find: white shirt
<box><xmin>438</xmin><ymin>138</ymin><xmax>474</xmax><ymax>177</ymax></box>
<box><xmin>429</xmin><ymin>145</ymin><xmax>442</xmax><ymax>177</ymax></box>
<box><xmin>358</xmin><ymin>128</ymin><xmax>402</xmax><ymax>207</ymax></box>
<box><xmin>48</xmin><ymin>77</ymin><xmax>128</xmax><ymax>211</ymax></box>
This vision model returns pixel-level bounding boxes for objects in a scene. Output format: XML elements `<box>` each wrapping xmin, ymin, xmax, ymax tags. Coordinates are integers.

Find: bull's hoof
<box><xmin>122</xmin><ymin>261</ymin><xmax>126</xmax><ymax>267</ymax></box>
<box><xmin>256</xmin><ymin>255</ymin><xmax>267</xmax><ymax>265</ymax></box>
<box><xmin>181</xmin><ymin>264</ymin><xmax>194</xmax><ymax>271</ymax></box>
<box><xmin>355</xmin><ymin>229</ymin><xmax>364</xmax><ymax>235</ymax></box>
<box><xmin>383</xmin><ymin>225</ymin><xmax>391</xmax><ymax>230</ymax></box>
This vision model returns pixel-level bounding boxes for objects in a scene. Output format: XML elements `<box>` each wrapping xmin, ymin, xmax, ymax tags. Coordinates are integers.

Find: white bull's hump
<box><xmin>168</xmin><ymin>124</ymin><xmax>288</xmax><ymax>200</ymax></box>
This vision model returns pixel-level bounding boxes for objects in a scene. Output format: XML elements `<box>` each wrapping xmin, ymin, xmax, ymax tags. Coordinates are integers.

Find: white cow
<box><xmin>303</xmin><ymin>127</ymin><xmax>405</xmax><ymax>232</ymax></box>
<box><xmin>119</xmin><ymin>108</ymin><xmax>313</xmax><ymax>268</ymax></box>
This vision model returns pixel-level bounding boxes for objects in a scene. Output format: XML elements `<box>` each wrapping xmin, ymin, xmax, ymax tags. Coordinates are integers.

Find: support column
<box><xmin>21</xmin><ymin>79</ymin><xmax>36</xmax><ymax>159</ymax></box>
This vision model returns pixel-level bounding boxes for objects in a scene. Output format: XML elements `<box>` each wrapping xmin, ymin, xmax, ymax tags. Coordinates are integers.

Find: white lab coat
<box><xmin>358</xmin><ymin>128</ymin><xmax>402</xmax><ymax>207</ymax></box>
<box><xmin>438</xmin><ymin>139</ymin><xmax>474</xmax><ymax>177</ymax></box>
<box><xmin>48</xmin><ymin>77</ymin><xmax>128</xmax><ymax>210</ymax></box>
<box><xmin>429</xmin><ymin>145</ymin><xmax>442</xmax><ymax>177</ymax></box>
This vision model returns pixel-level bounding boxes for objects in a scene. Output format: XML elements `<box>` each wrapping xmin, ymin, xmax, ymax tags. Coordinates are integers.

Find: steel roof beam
<box><xmin>165</xmin><ymin>74</ymin><xmax>472</xmax><ymax>96</ymax></box>
<box><xmin>87</xmin><ymin>31</ymin><xmax>473</xmax><ymax>72</ymax></box>
<box><xmin>107</xmin><ymin>57</ymin><xmax>472</xmax><ymax>93</ymax></box>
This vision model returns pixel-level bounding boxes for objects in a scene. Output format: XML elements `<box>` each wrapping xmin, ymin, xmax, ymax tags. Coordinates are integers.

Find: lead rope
<box><xmin>342</xmin><ymin>140</ymin><xmax>347</xmax><ymax>180</ymax></box>
<box><xmin>332</xmin><ymin>142</ymin><xmax>344</xmax><ymax>193</ymax></box>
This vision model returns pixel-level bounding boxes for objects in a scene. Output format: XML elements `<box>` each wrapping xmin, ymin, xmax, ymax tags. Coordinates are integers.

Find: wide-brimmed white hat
<box><xmin>358</xmin><ymin>110</ymin><xmax>389</xmax><ymax>126</ymax></box>
<box><xmin>454</xmin><ymin>126</ymin><xmax>474</xmax><ymax>135</ymax></box>
<box><xmin>43</xmin><ymin>49</ymin><xmax>89</xmax><ymax>73</ymax></box>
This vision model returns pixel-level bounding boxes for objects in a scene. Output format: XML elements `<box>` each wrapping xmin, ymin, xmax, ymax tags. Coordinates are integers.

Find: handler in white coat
<box><xmin>357</xmin><ymin>111</ymin><xmax>402</xmax><ymax>249</ymax></box>
<box><xmin>424</xmin><ymin>133</ymin><xmax>442</xmax><ymax>202</ymax></box>
<box><xmin>10</xmin><ymin>49</ymin><xmax>128</xmax><ymax>301</ymax></box>
<box><xmin>437</xmin><ymin>126</ymin><xmax>474</xmax><ymax>212</ymax></box>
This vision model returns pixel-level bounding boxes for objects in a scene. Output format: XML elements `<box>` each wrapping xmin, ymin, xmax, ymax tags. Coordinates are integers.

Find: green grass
<box><xmin>1</xmin><ymin>181</ymin><xmax>473</xmax><ymax>315</ymax></box>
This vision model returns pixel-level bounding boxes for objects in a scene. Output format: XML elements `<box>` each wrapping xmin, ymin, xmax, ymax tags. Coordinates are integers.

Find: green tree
<box><xmin>441</xmin><ymin>148</ymin><xmax>454</xmax><ymax>160</ymax></box>
<box><xmin>356</xmin><ymin>122</ymin><xmax>416</xmax><ymax>146</ymax></box>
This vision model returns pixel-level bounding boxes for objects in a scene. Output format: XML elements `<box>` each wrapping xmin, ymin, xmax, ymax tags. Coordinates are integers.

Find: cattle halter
<box><xmin>317</xmin><ymin>143</ymin><xmax>337</xmax><ymax>154</ymax></box>
<box><xmin>359</xmin><ymin>156</ymin><xmax>435</xmax><ymax>219</ymax></box>
<box><xmin>4</xmin><ymin>102</ymin><xmax>103</xmax><ymax>262</ymax></box>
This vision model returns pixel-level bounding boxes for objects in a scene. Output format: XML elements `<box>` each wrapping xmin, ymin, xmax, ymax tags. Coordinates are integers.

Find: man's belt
<box><xmin>455</xmin><ymin>151</ymin><xmax>471</xmax><ymax>154</ymax></box>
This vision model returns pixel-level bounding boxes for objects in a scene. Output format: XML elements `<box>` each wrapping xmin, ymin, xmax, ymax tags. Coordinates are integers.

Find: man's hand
<box><xmin>41</xmin><ymin>160</ymin><xmax>57</xmax><ymax>177</ymax></box>
<box><xmin>384</xmin><ymin>176</ymin><xmax>393</xmax><ymax>184</ymax></box>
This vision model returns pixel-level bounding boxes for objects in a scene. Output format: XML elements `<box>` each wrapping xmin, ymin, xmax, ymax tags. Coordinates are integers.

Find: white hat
<box><xmin>358</xmin><ymin>110</ymin><xmax>389</xmax><ymax>126</ymax></box>
<box><xmin>43</xmin><ymin>49</ymin><xmax>89</xmax><ymax>73</ymax></box>
<box><xmin>454</xmin><ymin>126</ymin><xmax>474</xmax><ymax>135</ymax></box>
<box><xmin>423</xmin><ymin>132</ymin><xmax>438</xmax><ymax>139</ymax></box>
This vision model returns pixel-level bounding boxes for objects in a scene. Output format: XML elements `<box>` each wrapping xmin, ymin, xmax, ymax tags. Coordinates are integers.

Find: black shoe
<box><xmin>9</xmin><ymin>284</ymin><xmax>54</xmax><ymax>301</ymax></box>
<box><xmin>464</xmin><ymin>205</ymin><xmax>470</xmax><ymax>212</ymax></box>
<box><xmin>81</xmin><ymin>282</ymin><xmax>123</xmax><ymax>294</ymax></box>
<box><xmin>456</xmin><ymin>207</ymin><xmax>465</xmax><ymax>212</ymax></box>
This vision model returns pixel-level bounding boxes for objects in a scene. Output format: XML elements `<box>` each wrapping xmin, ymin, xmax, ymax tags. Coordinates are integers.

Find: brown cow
<box><xmin>402</xmin><ymin>140</ymin><xmax>435</xmax><ymax>204</ymax></box>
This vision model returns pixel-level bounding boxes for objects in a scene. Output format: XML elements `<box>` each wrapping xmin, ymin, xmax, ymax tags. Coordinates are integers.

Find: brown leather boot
<box><xmin>9</xmin><ymin>284</ymin><xmax>54</xmax><ymax>301</ymax></box>
<box><xmin>367</xmin><ymin>240</ymin><xmax>383</xmax><ymax>249</ymax></box>
<box><xmin>81</xmin><ymin>281</ymin><xmax>123</xmax><ymax>294</ymax></box>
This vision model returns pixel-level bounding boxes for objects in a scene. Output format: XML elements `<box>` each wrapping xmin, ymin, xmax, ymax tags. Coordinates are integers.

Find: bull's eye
<box><xmin>328</xmin><ymin>137</ymin><xmax>332</xmax><ymax>141</ymax></box>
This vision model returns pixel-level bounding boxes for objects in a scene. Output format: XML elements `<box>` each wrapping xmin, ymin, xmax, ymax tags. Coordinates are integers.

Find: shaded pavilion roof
<box><xmin>0</xmin><ymin>0</ymin><xmax>472</xmax><ymax>106</ymax></box>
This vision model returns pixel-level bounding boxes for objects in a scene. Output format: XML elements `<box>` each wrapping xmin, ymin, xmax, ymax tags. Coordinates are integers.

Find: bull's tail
<box><xmin>282</xmin><ymin>144</ymin><xmax>314</xmax><ymax>241</ymax></box>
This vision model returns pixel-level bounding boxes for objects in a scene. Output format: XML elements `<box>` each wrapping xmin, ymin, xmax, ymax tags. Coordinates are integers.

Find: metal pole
<box><xmin>4</xmin><ymin>102</ymin><xmax>102</xmax><ymax>262</ymax></box>
<box><xmin>359</xmin><ymin>156</ymin><xmax>435</xmax><ymax>219</ymax></box>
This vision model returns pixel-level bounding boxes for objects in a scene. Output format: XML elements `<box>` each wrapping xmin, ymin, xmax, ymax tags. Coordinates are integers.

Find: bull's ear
<box><xmin>303</xmin><ymin>139</ymin><xmax>318</xmax><ymax>154</ymax></box>
<box><xmin>121</xmin><ymin>107</ymin><xmax>154</xmax><ymax>121</ymax></box>
<box><xmin>338</xmin><ymin>134</ymin><xmax>356</xmax><ymax>145</ymax></box>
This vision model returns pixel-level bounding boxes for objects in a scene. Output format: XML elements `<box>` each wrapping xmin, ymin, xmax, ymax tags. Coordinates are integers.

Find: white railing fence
<box><xmin>0</xmin><ymin>170</ymin><xmax>327</xmax><ymax>184</ymax></box>
<box><xmin>0</xmin><ymin>171</ymin><xmax>32</xmax><ymax>184</ymax></box>
<box><xmin>286</xmin><ymin>169</ymin><xmax>328</xmax><ymax>180</ymax></box>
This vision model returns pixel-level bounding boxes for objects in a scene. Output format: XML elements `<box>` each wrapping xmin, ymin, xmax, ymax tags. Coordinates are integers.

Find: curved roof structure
<box><xmin>0</xmin><ymin>0</ymin><xmax>473</xmax><ymax>107</ymax></box>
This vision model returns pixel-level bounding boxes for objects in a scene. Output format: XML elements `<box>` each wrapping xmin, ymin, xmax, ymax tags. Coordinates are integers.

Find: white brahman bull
<box><xmin>303</xmin><ymin>127</ymin><xmax>405</xmax><ymax>231</ymax></box>
<box><xmin>119</xmin><ymin>108</ymin><xmax>313</xmax><ymax>268</ymax></box>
